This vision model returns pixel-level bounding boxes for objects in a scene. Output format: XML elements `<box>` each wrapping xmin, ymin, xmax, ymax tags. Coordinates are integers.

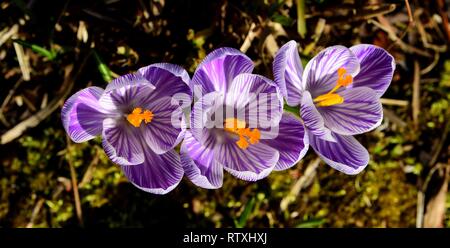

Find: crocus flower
<box><xmin>181</xmin><ymin>48</ymin><xmax>308</xmax><ymax>189</ymax></box>
<box><xmin>61</xmin><ymin>63</ymin><xmax>192</xmax><ymax>194</ymax></box>
<box><xmin>273</xmin><ymin>41</ymin><xmax>395</xmax><ymax>174</ymax></box>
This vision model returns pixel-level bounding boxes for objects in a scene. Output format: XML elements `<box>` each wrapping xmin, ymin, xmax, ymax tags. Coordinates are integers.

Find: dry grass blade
<box><xmin>0</xmin><ymin>24</ymin><xmax>18</xmax><ymax>47</ymax></box>
<box><xmin>26</xmin><ymin>198</ymin><xmax>45</xmax><ymax>228</ymax></box>
<box><xmin>13</xmin><ymin>36</ymin><xmax>31</xmax><ymax>81</ymax></box>
<box><xmin>240</xmin><ymin>22</ymin><xmax>259</xmax><ymax>53</ymax></box>
<box><xmin>380</xmin><ymin>98</ymin><xmax>409</xmax><ymax>107</ymax></box>
<box><xmin>424</xmin><ymin>165</ymin><xmax>449</xmax><ymax>227</ymax></box>
<box><xmin>280</xmin><ymin>157</ymin><xmax>321</xmax><ymax>211</ymax></box>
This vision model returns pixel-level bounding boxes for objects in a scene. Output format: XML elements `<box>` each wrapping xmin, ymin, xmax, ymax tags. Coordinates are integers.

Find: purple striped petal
<box><xmin>61</xmin><ymin>87</ymin><xmax>108</xmax><ymax>143</ymax></box>
<box><xmin>303</xmin><ymin>45</ymin><xmax>360</xmax><ymax>98</ymax></box>
<box><xmin>138</xmin><ymin>63</ymin><xmax>192</xmax><ymax>104</ymax></box>
<box><xmin>262</xmin><ymin>113</ymin><xmax>309</xmax><ymax>171</ymax></box>
<box><xmin>226</xmin><ymin>73</ymin><xmax>283</xmax><ymax>129</ymax></box>
<box><xmin>217</xmin><ymin>136</ymin><xmax>279</xmax><ymax>181</ymax></box>
<box><xmin>99</xmin><ymin>82</ymin><xmax>156</xmax><ymax>112</ymax></box>
<box><xmin>180</xmin><ymin>131</ymin><xmax>223</xmax><ymax>189</ymax></box>
<box><xmin>273</xmin><ymin>40</ymin><xmax>303</xmax><ymax>106</ymax></box>
<box><xmin>300</xmin><ymin>91</ymin><xmax>335</xmax><ymax>142</ymax></box>
<box><xmin>190</xmin><ymin>91</ymin><xmax>225</xmax><ymax>144</ymax></box>
<box><xmin>102</xmin><ymin>118</ymin><xmax>145</xmax><ymax>166</ymax></box>
<box><xmin>104</xmin><ymin>73</ymin><xmax>153</xmax><ymax>94</ymax></box>
<box><xmin>308</xmin><ymin>131</ymin><xmax>369</xmax><ymax>175</ymax></box>
<box><xmin>318</xmin><ymin>87</ymin><xmax>383</xmax><ymax>135</ymax></box>
<box><xmin>121</xmin><ymin>149</ymin><xmax>183</xmax><ymax>194</ymax></box>
<box><xmin>143</xmin><ymin>96</ymin><xmax>186</xmax><ymax>154</ymax></box>
<box><xmin>191</xmin><ymin>47</ymin><xmax>254</xmax><ymax>94</ymax></box>
<box><xmin>350</xmin><ymin>44</ymin><xmax>395</xmax><ymax>98</ymax></box>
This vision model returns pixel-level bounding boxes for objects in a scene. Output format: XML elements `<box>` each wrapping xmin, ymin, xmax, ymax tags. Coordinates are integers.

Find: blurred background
<box><xmin>0</xmin><ymin>0</ymin><xmax>449</xmax><ymax>228</ymax></box>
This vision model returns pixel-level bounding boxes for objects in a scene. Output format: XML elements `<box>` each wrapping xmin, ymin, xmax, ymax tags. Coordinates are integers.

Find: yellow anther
<box><xmin>127</xmin><ymin>107</ymin><xmax>154</xmax><ymax>127</ymax></box>
<box><xmin>313</xmin><ymin>67</ymin><xmax>352</xmax><ymax>107</ymax></box>
<box><xmin>224</xmin><ymin>118</ymin><xmax>260</xmax><ymax>149</ymax></box>
<box><xmin>314</xmin><ymin>93</ymin><xmax>344</xmax><ymax>107</ymax></box>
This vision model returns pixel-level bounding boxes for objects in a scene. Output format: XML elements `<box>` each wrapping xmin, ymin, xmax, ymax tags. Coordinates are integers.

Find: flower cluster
<box><xmin>62</xmin><ymin>41</ymin><xmax>395</xmax><ymax>194</ymax></box>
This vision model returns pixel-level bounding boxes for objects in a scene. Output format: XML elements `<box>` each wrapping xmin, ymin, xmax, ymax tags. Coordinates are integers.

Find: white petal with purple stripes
<box><xmin>102</xmin><ymin>118</ymin><xmax>145</xmax><ymax>166</ymax></box>
<box><xmin>138</xmin><ymin>63</ymin><xmax>192</xmax><ymax>104</ymax></box>
<box><xmin>226</xmin><ymin>73</ymin><xmax>283</xmax><ymax>129</ymax></box>
<box><xmin>303</xmin><ymin>45</ymin><xmax>360</xmax><ymax>98</ymax></box>
<box><xmin>121</xmin><ymin>149</ymin><xmax>183</xmax><ymax>195</ymax></box>
<box><xmin>61</xmin><ymin>86</ymin><xmax>108</xmax><ymax>143</ymax></box>
<box><xmin>262</xmin><ymin>113</ymin><xmax>309</xmax><ymax>171</ymax></box>
<box><xmin>143</xmin><ymin>96</ymin><xmax>186</xmax><ymax>154</ymax></box>
<box><xmin>308</xmin><ymin>131</ymin><xmax>369</xmax><ymax>175</ymax></box>
<box><xmin>350</xmin><ymin>44</ymin><xmax>395</xmax><ymax>98</ymax></box>
<box><xmin>180</xmin><ymin>131</ymin><xmax>223</xmax><ymax>189</ymax></box>
<box><xmin>216</xmin><ymin>137</ymin><xmax>279</xmax><ymax>181</ymax></box>
<box><xmin>191</xmin><ymin>47</ymin><xmax>254</xmax><ymax>94</ymax></box>
<box><xmin>272</xmin><ymin>40</ymin><xmax>304</xmax><ymax>106</ymax></box>
<box><xmin>317</xmin><ymin>87</ymin><xmax>383</xmax><ymax>136</ymax></box>
<box><xmin>104</xmin><ymin>73</ymin><xmax>153</xmax><ymax>94</ymax></box>
<box><xmin>300</xmin><ymin>91</ymin><xmax>335</xmax><ymax>142</ymax></box>
<box><xmin>99</xmin><ymin>83</ymin><xmax>155</xmax><ymax>112</ymax></box>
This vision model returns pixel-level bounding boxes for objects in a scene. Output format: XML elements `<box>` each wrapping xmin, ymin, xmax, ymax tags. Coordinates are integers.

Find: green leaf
<box><xmin>283</xmin><ymin>103</ymin><xmax>300</xmax><ymax>117</ymax></box>
<box><xmin>12</xmin><ymin>39</ymin><xmax>57</xmax><ymax>60</ymax></box>
<box><xmin>234</xmin><ymin>196</ymin><xmax>256</xmax><ymax>228</ymax></box>
<box><xmin>93</xmin><ymin>51</ymin><xmax>113</xmax><ymax>83</ymax></box>
<box><xmin>272</xmin><ymin>14</ymin><xmax>294</xmax><ymax>27</ymax></box>
<box><xmin>296</xmin><ymin>218</ymin><xmax>325</xmax><ymax>228</ymax></box>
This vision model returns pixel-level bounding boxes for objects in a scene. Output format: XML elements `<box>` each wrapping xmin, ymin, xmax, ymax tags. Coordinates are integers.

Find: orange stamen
<box><xmin>224</xmin><ymin>118</ymin><xmax>261</xmax><ymax>149</ymax></box>
<box><xmin>313</xmin><ymin>67</ymin><xmax>353</xmax><ymax>107</ymax></box>
<box><xmin>127</xmin><ymin>107</ymin><xmax>154</xmax><ymax>127</ymax></box>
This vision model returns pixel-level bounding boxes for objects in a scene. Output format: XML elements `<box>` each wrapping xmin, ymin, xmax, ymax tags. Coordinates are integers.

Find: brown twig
<box><xmin>429</xmin><ymin>118</ymin><xmax>450</xmax><ymax>167</ymax></box>
<box><xmin>387</xmin><ymin>0</ymin><xmax>414</xmax><ymax>51</ymax></box>
<box><xmin>412</xmin><ymin>60</ymin><xmax>420</xmax><ymax>130</ymax></box>
<box><xmin>383</xmin><ymin>108</ymin><xmax>407</xmax><ymax>128</ymax></box>
<box><xmin>0</xmin><ymin>78</ymin><xmax>23</xmax><ymax>127</ymax></box>
<box><xmin>0</xmin><ymin>51</ymin><xmax>92</xmax><ymax>144</ymax></box>
<box><xmin>280</xmin><ymin>157</ymin><xmax>321</xmax><ymax>211</ymax></box>
<box><xmin>66</xmin><ymin>136</ymin><xmax>84</xmax><ymax>226</ymax></box>
<box><xmin>309</xmin><ymin>3</ymin><xmax>396</xmax><ymax>24</ymax></box>
<box><xmin>437</xmin><ymin>0</ymin><xmax>450</xmax><ymax>42</ymax></box>
<box><xmin>420</xmin><ymin>52</ymin><xmax>440</xmax><ymax>75</ymax></box>
<box><xmin>78</xmin><ymin>147</ymin><xmax>100</xmax><ymax>188</ymax></box>
<box><xmin>404</xmin><ymin>0</ymin><xmax>414</xmax><ymax>25</ymax></box>
<box><xmin>415</xmin><ymin>9</ymin><xmax>447</xmax><ymax>53</ymax></box>
<box><xmin>370</xmin><ymin>18</ymin><xmax>430</xmax><ymax>57</ymax></box>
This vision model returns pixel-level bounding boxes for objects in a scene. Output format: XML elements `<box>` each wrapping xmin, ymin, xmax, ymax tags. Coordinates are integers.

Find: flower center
<box><xmin>126</xmin><ymin>107</ymin><xmax>154</xmax><ymax>127</ymax></box>
<box><xmin>313</xmin><ymin>67</ymin><xmax>352</xmax><ymax>107</ymax></box>
<box><xmin>223</xmin><ymin>118</ymin><xmax>260</xmax><ymax>150</ymax></box>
